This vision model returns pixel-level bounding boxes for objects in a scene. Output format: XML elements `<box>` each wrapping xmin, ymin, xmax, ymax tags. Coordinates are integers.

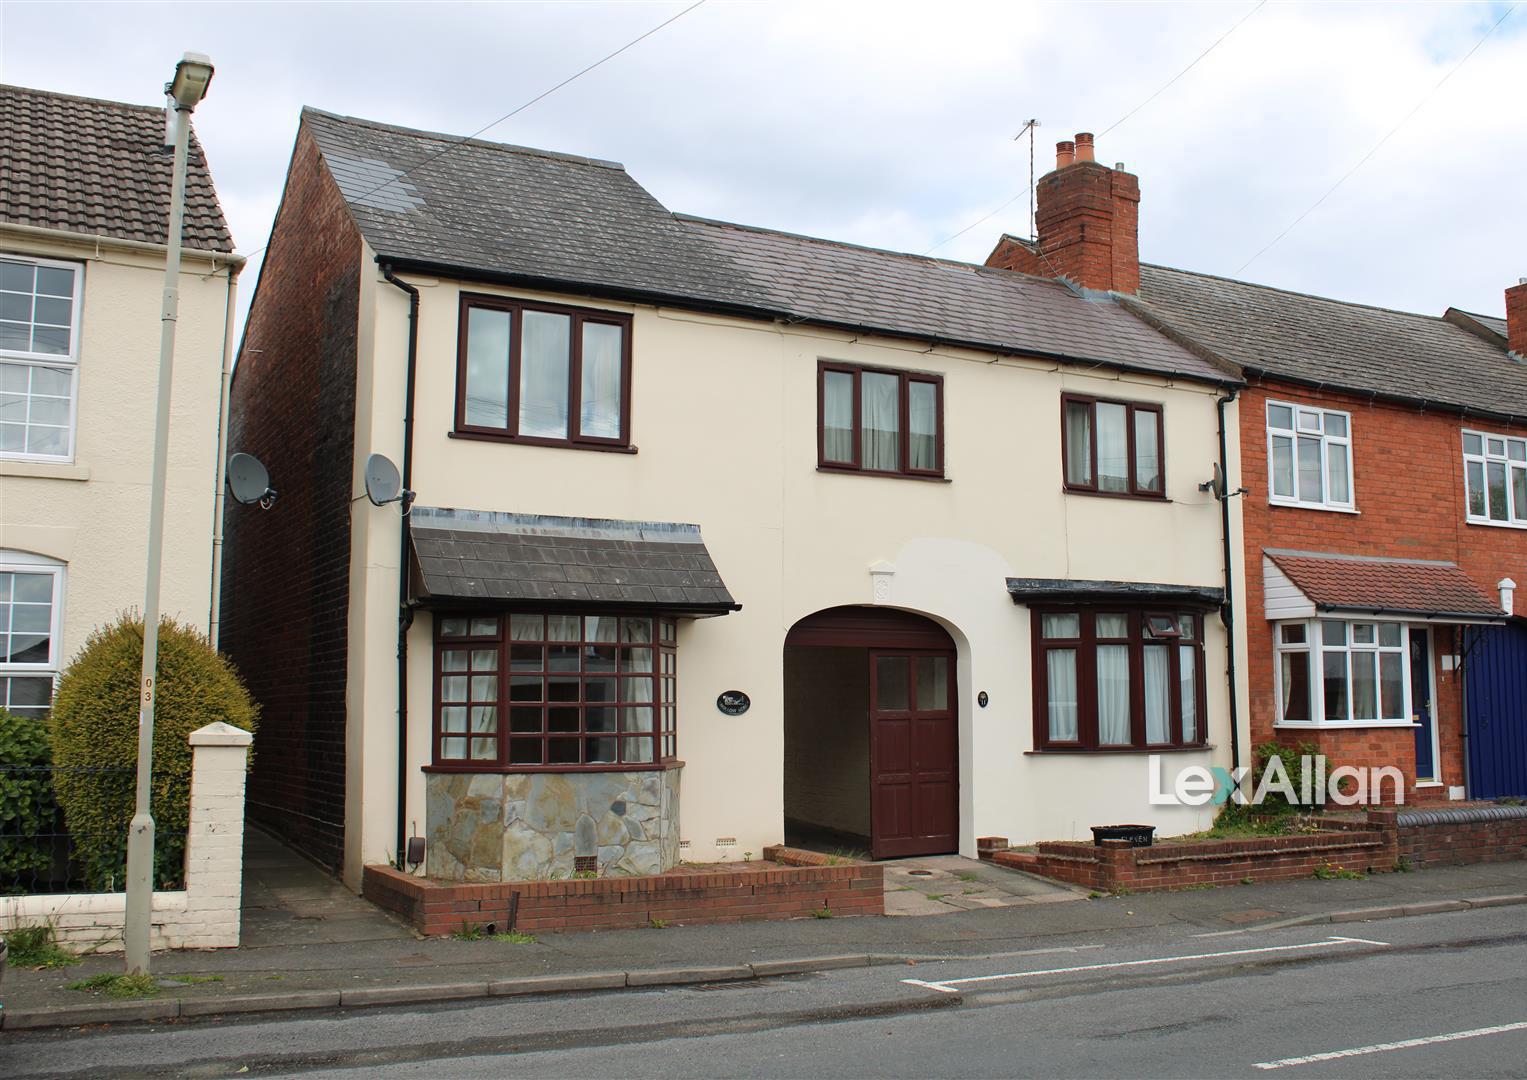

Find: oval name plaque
<box><xmin>716</xmin><ymin>690</ymin><xmax>751</xmax><ymax>716</ymax></box>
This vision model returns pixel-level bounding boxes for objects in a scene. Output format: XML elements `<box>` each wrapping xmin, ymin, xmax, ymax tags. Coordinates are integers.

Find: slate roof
<box><xmin>0</xmin><ymin>84</ymin><xmax>233</xmax><ymax>253</ymax></box>
<box><xmin>1266</xmin><ymin>551</ymin><xmax>1503</xmax><ymax>621</ymax></box>
<box><xmin>408</xmin><ymin>507</ymin><xmax>738</xmax><ymax>614</ymax></box>
<box><xmin>300</xmin><ymin>108</ymin><xmax>1231</xmax><ymax>385</ymax></box>
<box><xmin>1135</xmin><ymin>264</ymin><xmax>1527</xmax><ymax>421</ymax></box>
<box><xmin>1005</xmin><ymin>578</ymin><xmax>1224</xmax><ymax>607</ymax></box>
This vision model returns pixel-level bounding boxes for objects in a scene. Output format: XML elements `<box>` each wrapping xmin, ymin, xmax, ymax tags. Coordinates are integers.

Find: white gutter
<box><xmin>0</xmin><ymin>221</ymin><xmax>245</xmax><ymax>270</ymax></box>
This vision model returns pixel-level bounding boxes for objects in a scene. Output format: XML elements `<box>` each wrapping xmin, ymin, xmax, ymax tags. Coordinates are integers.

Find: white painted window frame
<box><xmin>0</xmin><ymin>252</ymin><xmax>84</xmax><ymax>464</ymax></box>
<box><xmin>1273</xmin><ymin>617</ymin><xmax>1415</xmax><ymax>729</ymax></box>
<box><xmin>1265</xmin><ymin>400</ymin><xmax>1356</xmax><ymax>513</ymax></box>
<box><xmin>1461</xmin><ymin>428</ymin><xmax>1527</xmax><ymax>529</ymax></box>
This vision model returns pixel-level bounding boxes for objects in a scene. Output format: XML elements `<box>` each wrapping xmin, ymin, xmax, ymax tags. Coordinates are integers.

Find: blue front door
<box><xmin>1409</xmin><ymin>629</ymin><xmax>1436</xmax><ymax>782</ymax></box>
<box><xmin>1465</xmin><ymin>623</ymin><xmax>1527</xmax><ymax>798</ymax></box>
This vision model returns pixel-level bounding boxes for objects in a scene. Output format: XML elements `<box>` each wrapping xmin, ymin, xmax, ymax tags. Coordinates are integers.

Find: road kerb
<box><xmin>489</xmin><ymin>972</ymin><xmax>626</xmax><ymax>996</ymax></box>
<box><xmin>339</xmin><ymin>982</ymin><xmax>489</xmax><ymax>1007</ymax></box>
<box><xmin>750</xmin><ymin>955</ymin><xmax>871</xmax><ymax>978</ymax></box>
<box><xmin>179</xmin><ymin>990</ymin><xmax>342</xmax><ymax>1017</ymax></box>
<box><xmin>1</xmin><ymin>999</ymin><xmax>179</xmax><ymax>1030</ymax></box>
<box><xmin>625</xmin><ymin>964</ymin><xmax>753</xmax><ymax>987</ymax></box>
<box><xmin>1462</xmin><ymin>893</ymin><xmax>1527</xmax><ymax>909</ymax></box>
<box><xmin>1287</xmin><ymin>892</ymin><xmax>1527</xmax><ymax>928</ymax></box>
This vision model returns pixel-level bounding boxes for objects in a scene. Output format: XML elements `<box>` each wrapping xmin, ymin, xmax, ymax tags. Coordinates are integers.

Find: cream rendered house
<box><xmin>0</xmin><ymin>85</ymin><xmax>240</xmax><ymax>718</ymax></box>
<box><xmin>224</xmin><ymin>110</ymin><xmax>1248</xmax><ymax>889</ymax></box>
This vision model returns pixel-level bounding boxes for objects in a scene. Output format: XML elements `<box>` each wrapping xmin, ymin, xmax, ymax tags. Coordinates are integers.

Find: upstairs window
<box><xmin>1266</xmin><ymin>401</ymin><xmax>1354</xmax><ymax>510</ymax></box>
<box><xmin>1061</xmin><ymin>394</ymin><xmax>1164</xmax><ymax>498</ymax></box>
<box><xmin>1</xmin><ymin>255</ymin><xmax>82</xmax><ymax>461</ymax></box>
<box><xmin>818</xmin><ymin>362</ymin><xmax>943</xmax><ymax>477</ymax></box>
<box><xmin>1462</xmin><ymin>429</ymin><xmax>1527</xmax><ymax>527</ymax></box>
<box><xmin>455</xmin><ymin>295</ymin><xmax>631</xmax><ymax>449</ymax></box>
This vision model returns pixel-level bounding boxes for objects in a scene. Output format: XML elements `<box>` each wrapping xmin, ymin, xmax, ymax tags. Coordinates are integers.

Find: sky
<box><xmin>1</xmin><ymin>0</ymin><xmax>1523</xmax><ymax>339</ymax></box>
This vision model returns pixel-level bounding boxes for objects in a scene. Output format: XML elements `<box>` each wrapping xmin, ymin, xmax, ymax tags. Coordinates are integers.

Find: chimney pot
<box><xmin>1075</xmin><ymin>133</ymin><xmax>1095</xmax><ymax>162</ymax></box>
<box><xmin>1056</xmin><ymin>140</ymin><xmax>1075</xmax><ymax>169</ymax></box>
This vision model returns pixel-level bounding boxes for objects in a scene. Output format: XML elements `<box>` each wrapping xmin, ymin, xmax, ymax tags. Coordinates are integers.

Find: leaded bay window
<box><xmin>1061</xmin><ymin>394</ymin><xmax>1165</xmax><ymax>497</ymax></box>
<box><xmin>1274</xmin><ymin>619</ymin><xmax>1407</xmax><ymax>726</ymax></box>
<box><xmin>1462</xmin><ymin>429</ymin><xmax>1527</xmax><ymax>527</ymax></box>
<box><xmin>434</xmin><ymin>613</ymin><xmax>677</xmax><ymax>769</ymax></box>
<box><xmin>456</xmin><ymin>295</ymin><xmax>632</xmax><ymax>448</ymax></box>
<box><xmin>1033</xmin><ymin>608</ymin><xmax>1205</xmax><ymax>750</ymax></box>
<box><xmin>818</xmin><ymin>361</ymin><xmax>943</xmax><ymax>477</ymax></box>
<box><xmin>1</xmin><ymin>255</ymin><xmax>82</xmax><ymax>461</ymax></box>
<box><xmin>1266</xmin><ymin>401</ymin><xmax>1353</xmax><ymax>510</ymax></box>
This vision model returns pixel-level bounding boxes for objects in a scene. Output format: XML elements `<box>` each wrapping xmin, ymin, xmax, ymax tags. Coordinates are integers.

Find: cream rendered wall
<box><xmin>346</xmin><ymin>266</ymin><xmax>1241</xmax><ymax>876</ymax></box>
<box><xmin>0</xmin><ymin>228</ymin><xmax>235</xmax><ymax>661</ymax></box>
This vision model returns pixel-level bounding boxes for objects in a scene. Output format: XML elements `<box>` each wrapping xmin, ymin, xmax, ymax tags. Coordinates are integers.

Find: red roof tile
<box><xmin>1268</xmin><ymin>552</ymin><xmax>1503</xmax><ymax>619</ymax></box>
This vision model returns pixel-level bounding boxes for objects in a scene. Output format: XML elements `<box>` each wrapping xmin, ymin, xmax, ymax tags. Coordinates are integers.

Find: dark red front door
<box><xmin>869</xmin><ymin>651</ymin><xmax>957</xmax><ymax>858</ymax></box>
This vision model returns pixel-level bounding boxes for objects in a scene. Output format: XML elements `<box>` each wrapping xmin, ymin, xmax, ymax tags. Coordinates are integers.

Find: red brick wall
<box><xmin>1507</xmin><ymin>281</ymin><xmax>1527</xmax><ymax>357</ymax></box>
<box><xmin>1374</xmin><ymin>809</ymin><xmax>1527</xmax><ymax>868</ymax></box>
<box><xmin>220</xmin><ymin>127</ymin><xmax>361</xmax><ymax>873</ymax></box>
<box><xmin>363</xmin><ymin>862</ymin><xmax>884</xmax><ymax>936</ymax></box>
<box><xmin>985</xmin><ymin>159</ymin><xmax>1140</xmax><ymax>294</ymax></box>
<box><xmin>1239</xmin><ymin>378</ymin><xmax>1527</xmax><ymax>798</ymax></box>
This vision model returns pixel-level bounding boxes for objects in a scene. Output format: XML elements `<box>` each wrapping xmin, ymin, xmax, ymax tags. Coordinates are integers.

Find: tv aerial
<box><xmin>226</xmin><ymin>453</ymin><xmax>277</xmax><ymax>509</ymax></box>
<box><xmin>364</xmin><ymin>453</ymin><xmax>415</xmax><ymax>514</ymax></box>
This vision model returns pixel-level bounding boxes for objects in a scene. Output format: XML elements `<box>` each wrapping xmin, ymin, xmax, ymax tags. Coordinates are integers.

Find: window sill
<box><xmin>1025</xmin><ymin>744</ymin><xmax>1213</xmax><ymax>756</ymax></box>
<box><xmin>1465</xmin><ymin>516</ymin><xmax>1527</xmax><ymax>531</ymax></box>
<box><xmin>422</xmin><ymin>760</ymin><xmax>684</xmax><ymax>774</ymax></box>
<box><xmin>0</xmin><ymin>459</ymin><xmax>89</xmax><ymax>481</ymax></box>
<box><xmin>1415</xmin><ymin>780</ymin><xmax>1444</xmax><ymax>788</ymax></box>
<box><xmin>448</xmin><ymin>430</ymin><xmax>637</xmax><ymax>455</ymax></box>
<box><xmin>1274</xmin><ymin>721</ymin><xmax>1420</xmax><ymax>730</ymax></box>
<box><xmin>1062</xmin><ymin>486</ymin><xmax>1171</xmax><ymax>503</ymax></box>
<box><xmin>1267</xmin><ymin>499</ymin><xmax>1358</xmax><ymax>515</ymax></box>
<box><xmin>816</xmin><ymin>466</ymin><xmax>950</xmax><ymax>483</ymax></box>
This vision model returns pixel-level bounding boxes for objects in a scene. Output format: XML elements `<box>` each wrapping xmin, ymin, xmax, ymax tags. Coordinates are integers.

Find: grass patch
<box><xmin>452</xmin><ymin>922</ymin><xmax>485</xmax><ymax>941</ymax></box>
<box><xmin>927</xmin><ymin>893</ymin><xmax>948</xmax><ymax>902</ymax></box>
<box><xmin>490</xmin><ymin>931</ymin><xmax>537</xmax><ymax>944</ymax></box>
<box><xmin>165</xmin><ymin>974</ymin><xmax>224</xmax><ymax>985</ymax></box>
<box><xmin>812</xmin><ymin>907</ymin><xmax>834</xmax><ymax>919</ymax></box>
<box><xmin>67</xmin><ymin>973</ymin><xmax>160</xmax><ymax>999</ymax></box>
<box><xmin>4</xmin><ymin>924</ymin><xmax>80</xmax><ymax>969</ymax></box>
<box><xmin>648</xmin><ymin>918</ymin><xmax>668</xmax><ymax>929</ymax></box>
<box><xmin>957</xmin><ymin>872</ymin><xmax>980</xmax><ymax>883</ymax></box>
<box><xmin>1313</xmin><ymin>863</ymin><xmax>1366</xmax><ymax>881</ymax></box>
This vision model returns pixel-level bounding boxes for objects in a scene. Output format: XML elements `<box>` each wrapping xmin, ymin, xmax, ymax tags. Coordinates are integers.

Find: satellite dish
<box><xmin>1210</xmin><ymin>462</ymin><xmax>1226</xmax><ymax>500</ymax></box>
<box><xmin>227</xmin><ymin>453</ymin><xmax>277</xmax><ymax>508</ymax></box>
<box><xmin>365</xmin><ymin>452</ymin><xmax>416</xmax><ymax>513</ymax></box>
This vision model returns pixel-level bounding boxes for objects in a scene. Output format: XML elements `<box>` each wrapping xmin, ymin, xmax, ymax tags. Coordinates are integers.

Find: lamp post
<box><xmin>124</xmin><ymin>52</ymin><xmax>215</xmax><ymax>976</ymax></box>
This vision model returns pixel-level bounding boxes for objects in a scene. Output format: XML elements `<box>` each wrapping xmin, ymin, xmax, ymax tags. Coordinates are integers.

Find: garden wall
<box><xmin>1383</xmin><ymin>805</ymin><xmax>1527</xmax><ymax>868</ymax></box>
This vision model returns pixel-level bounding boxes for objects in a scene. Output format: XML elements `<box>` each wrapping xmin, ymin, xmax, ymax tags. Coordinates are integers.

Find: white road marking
<box><xmin>902</xmin><ymin>935</ymin><xmax>1388</xmax><ymax>994</ymax></box>
<box><xmin>1253</xmin><ymin>1020</ymin><xmax>1527</xmax><ymax>1070</ymax></box>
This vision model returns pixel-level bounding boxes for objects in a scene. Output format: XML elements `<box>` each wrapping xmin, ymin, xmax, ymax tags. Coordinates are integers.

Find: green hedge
<box><xmin>0</xmin><ymin>707</ymin><xmax>56</xmax><ymax>892</ymax></box>
<box><xmin>49</xmin><ymin>615</ymin><xmax>258</xmax><ymax>891</ymax></box>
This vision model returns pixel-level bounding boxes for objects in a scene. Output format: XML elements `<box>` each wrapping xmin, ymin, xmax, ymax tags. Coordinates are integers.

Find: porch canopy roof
<box><xmin>1264</xmin><ymin>550</ymin><xmax>1505</xmax><ymax>625</ymax></box>
<box><xmin>1005</xmin><ymin>578</ymin><xmax>1224</xmax><ymax>607</ymax></box>
<box><xmin>408</xmin><ymin>507</ymin><xmax>739</xmax><ymax>616</ymax></box>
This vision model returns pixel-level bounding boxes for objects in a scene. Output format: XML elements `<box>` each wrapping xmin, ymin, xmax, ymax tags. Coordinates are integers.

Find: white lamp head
<box><xmin>168</xmin><ymin>52</ymin><xmax>214</xmax><ymax>108</ymax></box>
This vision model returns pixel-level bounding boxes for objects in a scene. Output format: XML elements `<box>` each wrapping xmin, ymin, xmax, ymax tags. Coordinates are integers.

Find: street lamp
<box><xmin>124</xmin><ymin>50</ymin><xmax>215</xmax><ymax>976</ymax></box>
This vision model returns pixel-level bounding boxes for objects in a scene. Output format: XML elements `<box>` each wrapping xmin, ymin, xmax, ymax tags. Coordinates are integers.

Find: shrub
<box><xmin>49</xmin><ymin>615</ymin><xmax>257</xmax><ymax>891</ymax></box>
<box><xmin>0</xmin><ymin>707</ymin><xmax>57</xmax><ymax>892</ymax></box>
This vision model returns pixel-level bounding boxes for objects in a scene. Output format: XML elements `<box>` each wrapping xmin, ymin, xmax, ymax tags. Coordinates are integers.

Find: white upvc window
<box><xmin>1266</xmin><ymin>401</ymin><xmax>1354</xmax><ymax>511</ymax></box>
<box><xmin>0</xmin><ymin>254</ymin><xmax>83</xmax><ymax>462</ymax></box>
<box><xmin>0</xmin><ymin>552</ymin><xmax>65</xmax><ymax>719</ymax></box>
<box><xmin>1274</xmin><ymin>618</ymin><xmax>1409</xmax><ymax>727</ymax></box>
<box><xmin>1462</xmin><ymin>429</ymin><xmax>1527</xmax><ymax>528</ymax></box>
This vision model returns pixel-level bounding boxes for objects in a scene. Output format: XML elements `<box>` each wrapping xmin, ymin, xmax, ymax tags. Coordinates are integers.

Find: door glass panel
<box><xmin>915</xmin><ymin>656</ymin><xmax>948</xmax><ymax>710</ymax></box>
<box><xmin>875</xmin><ymin>656</ymin><xmax>909</xmax><ymax>710</ymax></box>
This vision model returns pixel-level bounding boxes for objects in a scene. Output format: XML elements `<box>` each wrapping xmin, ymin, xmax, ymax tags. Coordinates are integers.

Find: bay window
<box><xmin>433</xmin><ymin>612</ymin><xmax>677</xmax><ymax>770</ymax></box>
<box><xmin>1</xmin><ymin>255</ymin><xmax>81</xmax><ymax>461</ymax></box>
<box><xmin>1061</xmin><ymin>394</ymin><xmax>1165</xmax><ymax>498</ymax></box>
<box><xmin>1032</xmin><ymin>608</ymin><xmax>1206</xmax><ymax>750</ymax></box>
<box><xmin>1274</xmin><ymin>619</ymin><xmax>1408</xmax><ymax>726</ymax></box>
<box><xmin>455</xmin><ymin>295</ymin><xmax>631</xmax><ymax>449</ymax></box>
<box><xmin>0</xmin><ymin>553</ymin><xmax>64</xmax><ymax>719</ymax></box>
<box><xmin>1462</xmin><ymin>429</ymin><xmax>1527</xmax><ymax>527</ymax></box>
<box><xmin>818</xmin><ymin>361</ymin><xmax>943</xmax><ymax>477</ymax></box>
<box><xmin>1266</xmin><ymin>401</ymin><xmax>1354</xmax><ymax>510</ymax></box>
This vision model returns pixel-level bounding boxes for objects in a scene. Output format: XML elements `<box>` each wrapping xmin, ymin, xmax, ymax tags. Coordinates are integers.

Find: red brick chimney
<box><xmin>1508</xmin><ymin>279</ymin><xmax>1527</xmax><ymax>359</ymax></box>
<box><xmin>985</xmin><ymin>131</ymin><xmax>1140</xmax><ymax>295</ymax></box>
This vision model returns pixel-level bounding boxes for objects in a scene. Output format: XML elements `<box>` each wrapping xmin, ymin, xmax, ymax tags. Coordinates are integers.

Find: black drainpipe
<box><xmin>382</xmin><ymin>265</ymin><xmax>420</xmax><ymax>863</ymax></box>
<box><xmin>1216</xmin><ymin>388</ymin><xmax>1243</xmax><ymax>782</ymax></box>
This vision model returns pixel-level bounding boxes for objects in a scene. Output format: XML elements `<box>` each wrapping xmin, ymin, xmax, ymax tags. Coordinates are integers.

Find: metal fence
<box><xmin>0</xmin><ymin>765</ymin><xmax>187</xmax><ymax>896</ymax></box>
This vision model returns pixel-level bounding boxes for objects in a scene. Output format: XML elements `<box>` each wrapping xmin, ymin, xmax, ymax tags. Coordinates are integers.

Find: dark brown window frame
<box><xmin>817</xmin><ymin>360</ymin><xmax>945</xmax><ymax>479</ymax></box>
<box><xmin>1030</xmin><ymin>606</ymin><xmax>1208</xmax><ymax>752</ymax></box>
<box><xmin>453</xmin><ymin>293</ymin><xmax>634</xmax><ymax>451</ymax></box>
<box><xmin>429</xmin><ymin>612</ymin><xmax>678</xmax><ymax>773</ymax></box>
<box><xmin>1060</xmin><ymin>393</ymin><xmax>1166</xmax><ymax>499</ymax></box>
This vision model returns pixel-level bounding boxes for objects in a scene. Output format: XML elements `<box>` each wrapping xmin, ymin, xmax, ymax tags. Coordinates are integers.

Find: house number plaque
<box><xmin>716</xmin><ymin>690</ymin><xmax>751</xmax><ymax>716</ymax></box>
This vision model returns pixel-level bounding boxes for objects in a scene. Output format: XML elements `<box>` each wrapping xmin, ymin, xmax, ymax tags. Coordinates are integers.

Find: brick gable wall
<box><xmin>219</xmin><ymin>127</ymin><xmax>361</xmax><ymax>873</ymax></box>
<box><xmin>1239</xmin><ymin>378</ymin><xmax>1527</xmax><ymax>797</ymax></box>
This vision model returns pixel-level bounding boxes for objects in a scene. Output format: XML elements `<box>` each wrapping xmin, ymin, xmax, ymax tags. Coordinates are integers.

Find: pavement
<box><xmin>2</xmin><ymin>828</ymin><xmax>1525</xmax><ymax>1033</ymax></box>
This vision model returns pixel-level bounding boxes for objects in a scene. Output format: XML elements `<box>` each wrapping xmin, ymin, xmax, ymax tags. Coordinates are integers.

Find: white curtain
<box><xmin>823</xmin><ymin>370</ymin><xmax>854</xmax><ymax>463</ymax></box>
<box><xmin>861</xmin><ymin>372</ymin><xmax>899</xmax><ymax>471</ymax></box>
<box><xmin>1144</xmin><ymin>645</ymin><xmax>1171</xmax><ymax>743</ymax></box>
<box><xmin>1046</xmin><ymin>650</ymin><xmax>1078</xmax><ymax>741</ymax></box>
<box><xmin>1097</xmin><ymin>402</ymin><xmax>1129</xmax><ymax>491</ymax></box>
<box><xmin>909</xmin><ymin>381</ymin><xmax>937</xmax><ymax>470</ymax></box>
<box><xmin>463</xmin><ymin>308</ymin><xmax>510</xmax><ymax>428</ymax></box>
<box><xmin>1064</xmin><ymin>401</ymin><xmax>1092</xmax><ymax>485</ymax></box>
<box><xmin>1097</xmin><ymin>644</ymin><xmax>1130</xmax><ymax>745</ymax></box>
<box><xmin>579</xmin><ymin>322</ymin><xmax>622</xmax><ymax>439</ymax></box>
<box><xmin>519</xmin><ymin>311</ymin><xmax>570</xmax><ymax>438</ymax></box>
<box><xmin>1179</xmin><ymin>646</ymin><xmax>1197</xmax><ymax>742</ymax></box>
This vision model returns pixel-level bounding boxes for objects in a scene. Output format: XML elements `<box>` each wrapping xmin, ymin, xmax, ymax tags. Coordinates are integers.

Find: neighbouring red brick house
<box><xmin>988</xmin><ymin>132</ymin><xmax>1527</xmax><ymax>805</ymax></box>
